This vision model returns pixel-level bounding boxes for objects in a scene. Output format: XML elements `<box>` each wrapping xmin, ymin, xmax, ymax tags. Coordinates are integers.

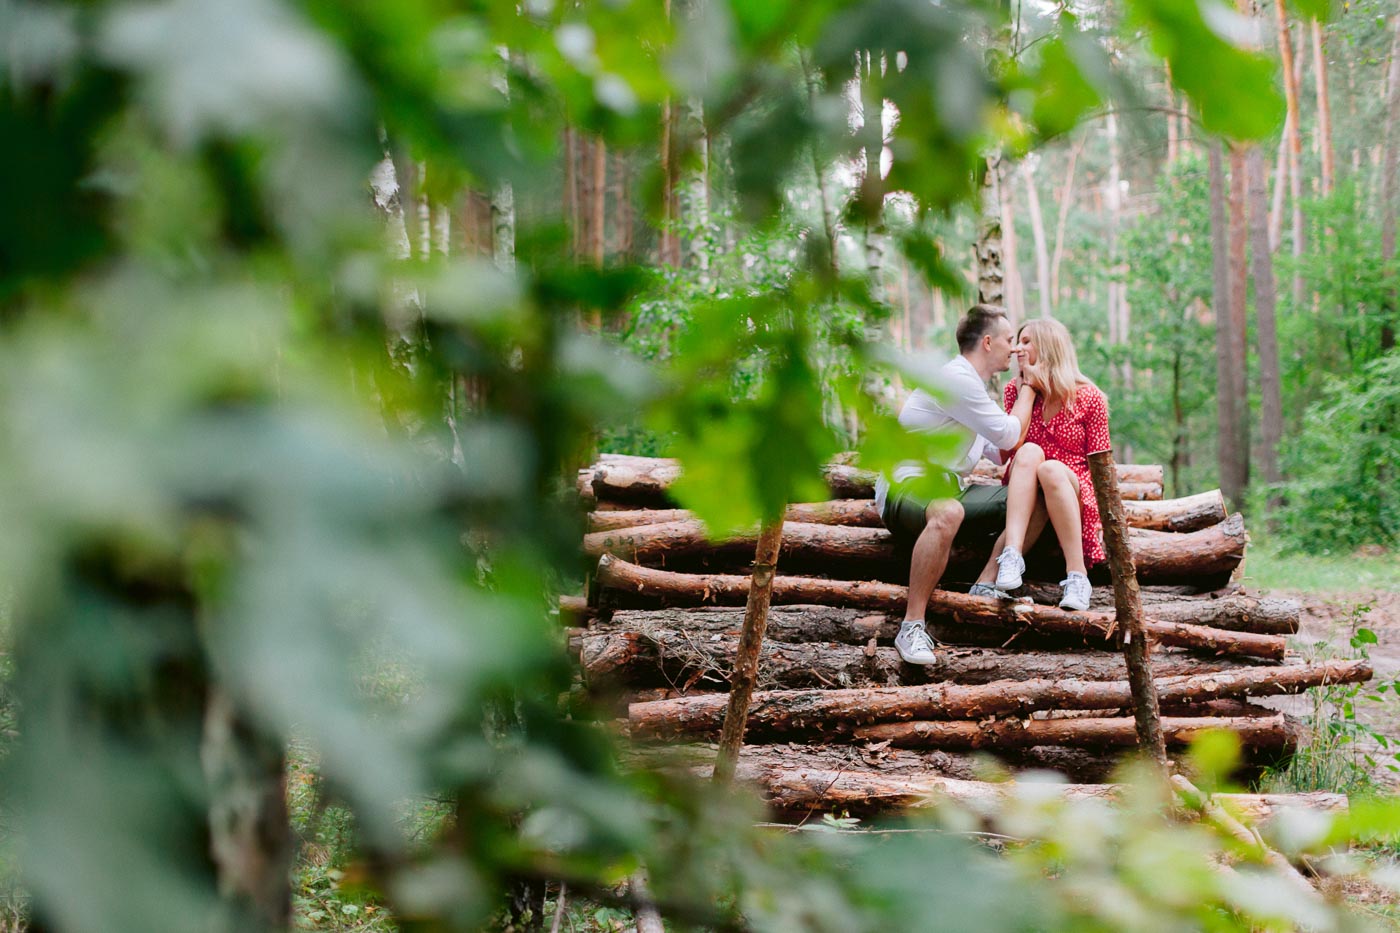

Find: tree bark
<box><xmin>593</xmin><ymin>554</ymin><xmax>1284</xmax><ymax>660</ymax></box>
<box><xmin>976</xmin><ymin>153</ymin><xmax>1005</xmax><ymax>307</ymax></box>
<box><xmin>737</xmin><ymin>763</ymin><xmax>1345</xmax><ymax>820</ymax></box>
<box><xmin>1088</xmin><ymin>450</ymin><xmax>1166</xmax><ymax>765</ymax></box>
<box><xmin>1245</xmin><ymin>147</ymin><xmax>1284</xmax><ymax>485</ymax></box>
<box><xmin>1001</xmin><ymin>158</ymin><xmax>1024</xmax><ymax>326</ymax></box>
<box><xmin>1312</xmin><ymin>19</ymin><xmax>1335</xmax><ymax>197</ymax></box>
<box><xmin>578</xmin><ymin>628</ymin><xmax>1266</xmax><ymax>691</ymax></box>
<box><xmin>586</xmin><ymin>490</ymin><xmax>1222</xmax><ymax>535</ymax></box>
<box><xmin>627</xmin><ymin>661</ymin><xmax>1369</xmax><ymax>740</ymax></box>
<box><xmin>592</xmin><ymin>137</ymin><xmax>607</xmax><ymax>266</ymax></box>
<box><xmin>1011</xmin><ymin>588</ymin><xmax>1299</xmax><ymax>635</ymax></box>
<box><xmin>586</xmin><ymin>513</ymin><xmax>1249</xmax><ymax>588</ymax></box>
<box><xmin>585</xmin><ymin>457</ymin><xmax>1164</xmax><ymax>505</ymax></box>
<box><xmin>713</xmin><ymin>519</ymin><xmax>784</xmax><ymax>784</ymax></box>
<box><xmin>1220</xmin><ymin>143</ymin><xmax>1250</xmax><ymax>509</ymax></box>
<box><xmin>855</xmin><ymin>714</ymin><xmax>1297</xmax><ymax>752</ymax></box>
<box><xmin>1275</xmin><ymin>7</ymin><xmax>1305</xmax><ymax>305</ymax></box>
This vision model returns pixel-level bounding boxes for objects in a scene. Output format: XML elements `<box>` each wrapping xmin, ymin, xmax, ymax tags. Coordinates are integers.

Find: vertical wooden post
<box><xmin>712</xmin><ymin>519</ymin><xmax>784</xmax><ymax>784</ymax></box>
<box><xmin>1088</xmin><ymin>450</ymin><xmax>1168</xmax><ymax>767</ymax></box>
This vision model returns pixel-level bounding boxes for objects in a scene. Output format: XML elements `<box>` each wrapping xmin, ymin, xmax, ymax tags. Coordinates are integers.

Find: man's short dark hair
<box><xmin>955</xmin><ymin>304</ymin><xmax>1009</xmax><ymax>353</ymax></box>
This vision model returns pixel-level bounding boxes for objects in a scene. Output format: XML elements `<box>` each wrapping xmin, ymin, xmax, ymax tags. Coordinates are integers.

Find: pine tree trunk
<box><xmin>1023</xmin><ymin>163</ymin><xmax>1052</xmax><ymax>319</ymax></box>
<box><xmin>1225</xmin><ymin>144</ymin><xmax>1251</xmax><ymax>507</ymax></box>
<box><xmin>1275</xmin><ymin>7</ymin><xmax>1305</xmax><ymax>305</ymax></box>
<box><xmin>592</xmin><ymin>137</ymin><xmax>607</xmax><ymax>266</ymax></box>
<box><xmin>1210</xmin><ymin>143</ymin><xmax>1245</xmax><ymax>510</ymax></box>
<box><xmin>1245</xmin><ymin>148</ymin><xmax>1284</xmax><ymax>484</ymax></box>
<box><xmin>1165</xmin><ymin>64</ymin><xmax>1179</xmax><ymax>163</ymax></box>
<box><xmin>1001</xmin><ymin>161</ymin><xmax>1024</xmax><ymax>326</ymax></box>
<box><xmin>564</xmin><ymin>125</ymin><xmax>579</xmax><ymax>260</ymax></box>
<box><xmin>1381</xmin><ymin>16</ymin><xmax>1400</xmax><ymax>351</ymax></box>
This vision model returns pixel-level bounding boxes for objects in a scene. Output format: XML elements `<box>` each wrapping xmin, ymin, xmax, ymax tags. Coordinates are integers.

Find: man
<box><xmin>876</xmin><ymin>305</ymin><xmax>1047</xmax><ymax>665</ymax></box>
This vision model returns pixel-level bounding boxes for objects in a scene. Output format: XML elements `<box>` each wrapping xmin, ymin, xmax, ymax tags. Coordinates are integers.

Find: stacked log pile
<box><xmin>570</xmin><ymin>454</ymin><xmax>1373</xmax><ymax>818</ymax></box>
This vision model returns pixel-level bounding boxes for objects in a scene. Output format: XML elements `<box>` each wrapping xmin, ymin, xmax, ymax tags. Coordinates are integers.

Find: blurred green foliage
<box><xmin>0</xmin><ymin>0</ymin><xmax>1394</xmax><ymax>930</ymax></box>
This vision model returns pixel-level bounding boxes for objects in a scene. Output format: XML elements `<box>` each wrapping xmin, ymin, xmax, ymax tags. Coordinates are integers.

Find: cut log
<box><xmin>585</xmin><ymin>514</ymin><xmax>1248</xmax><ymax>587</ymax></box>
<box><xmin>594</xmin><ymin>556</ymin><xmax>1286</xmax><ymax>660</ymax></box>
<box><xmin>588</xmin><ymin>500</ymin><xmax>883</xmax><ymax>532</ymax></box>
<box><xmin>738</xmin><ymin>764</ymin><xmax>1345</xmax><ymax>821</ymax></box>
<box><xmin>1014</xmin><ymin>586</ymin><xmax>1299</xmax><ymax>635</ymax></box>
<box><xmin>625</xmin><ymin>661</ymin><xmax>1371</xmax><ymax>739</ymax></box>
<box><xmin>588</xmin><ymin>491</ymin><xmax>1221</xmax><ymax>534</ymax></box>
<box><xmin>577</xmin><ymin>626</ymin><xmax>1261</xmax><ymax>690</ymax></box>
<box><xmin>587</xmin><ymin>457</ymin><xmax>1164</xmax><ymax>505</ymax></box>
<box><xmin>853</xmin><ymin>714</ymin><xmax>1298</xmax><ymax>752</ymax></box>
<box><xmin>1122</xmin><ymin>490</ymin><xmax>1227</xmax><ymax>532</ymax></box>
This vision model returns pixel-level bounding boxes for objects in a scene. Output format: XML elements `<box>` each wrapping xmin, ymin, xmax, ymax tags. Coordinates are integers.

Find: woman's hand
<box><xmin>1018</xmin><ymin>359</ymin><xmax>1044</xmax><ymax>392</ymax></box>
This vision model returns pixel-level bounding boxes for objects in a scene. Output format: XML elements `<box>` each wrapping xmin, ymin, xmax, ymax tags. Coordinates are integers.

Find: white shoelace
<box><xmin>901</xmin><ymin>622</ymin><xmax>936</xmax><ymax>652</ymax></box>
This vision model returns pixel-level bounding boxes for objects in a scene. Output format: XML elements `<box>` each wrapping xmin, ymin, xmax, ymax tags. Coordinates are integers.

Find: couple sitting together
<box><xmin>875</xmin><ymin>305</ymin><xmax>1112</xmax><ymax>666</ymax></box>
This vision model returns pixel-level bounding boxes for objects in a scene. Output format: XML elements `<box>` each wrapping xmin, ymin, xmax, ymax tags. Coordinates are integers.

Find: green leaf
<box><xmin>1126</xmin><ymin>0</ymin><xmax>1284</xmax><ymax>140</ymax></box>
<box><xmin>1029</xmin><ymin>36</ymin><xmax>1103</xmax><ymax>139</ymax></box>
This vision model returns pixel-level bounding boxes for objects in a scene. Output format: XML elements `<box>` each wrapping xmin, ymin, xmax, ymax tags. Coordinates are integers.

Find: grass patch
<box><xmin>1241</xmin><ymin>544</ymin><xmax>1400</xmax><ymax>594</ymax></box>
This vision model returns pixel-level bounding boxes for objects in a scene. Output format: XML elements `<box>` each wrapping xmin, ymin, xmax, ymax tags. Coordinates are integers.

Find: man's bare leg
<box><xmin>904</xmin><ymin>498</ymin><xmax>963</xmax><ymax>623</ymax></box>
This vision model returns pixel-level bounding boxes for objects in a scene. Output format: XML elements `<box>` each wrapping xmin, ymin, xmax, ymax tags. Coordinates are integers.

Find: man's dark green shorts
<box><xmin>881</xmin><ymin>473</ymin><xmax>1008</xmax><ymax>548</ymax></box>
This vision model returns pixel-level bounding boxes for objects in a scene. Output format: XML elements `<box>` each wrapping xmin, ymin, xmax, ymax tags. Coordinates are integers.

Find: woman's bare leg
<box><xmin>974</xmin><ymin>504</ymin><xmax>1051</xmax><ymax>584</ymax></box>
<box><xmin>1036</xmin><ymin>460</ymin><xmax>1087</xmax><ymax>575</ymax></box>
<box><xmin>1002</xmin><ymin>443</ymin><xmax>1045</xmax><ymax>553</ymax></box>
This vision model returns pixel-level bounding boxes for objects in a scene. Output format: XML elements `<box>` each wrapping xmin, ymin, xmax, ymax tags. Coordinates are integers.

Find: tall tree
<box><xmin>1211</xmin><ymin>142</ymin><xmax>1248</xmax><ymax>509</ymax></box>
<box><xmin>1023</xmin><ymin>160</ymin><xmax>1052</xmax><ymax>318</ymax></box>
<box><xmin>1275</xmin><ymin>7</ymin><xmax>1305</xmax><ymax>304</ymax></box>
<box><xmin>977</xmin><ymin>153</ymin><xmax>1005</xmax><ymax>308</ymax></box>
<box><xmin>1312</xmin><ymin>19</ymin><xmax>1336</xmax><ymax>197</ymax></box>
<box><xmin>1382</xmin><ymin>15</ymin><xmax>1400</xmax><ymax>352</ymax></box>
<box><xmin>1245</xmin><ymin>148</ymin><xmax>1284</xmax><ymax>485</ymax></box>
<box><xmin>1050</xmin><ymin>135</ymin><xmax>1084</xmax><ymax>306</ymax></box>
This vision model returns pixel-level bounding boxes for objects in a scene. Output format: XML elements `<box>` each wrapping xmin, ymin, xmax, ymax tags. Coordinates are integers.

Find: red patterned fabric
<box><xmin>1003</xmin><ymin>381</ymin><xmax>1112</xmax><ymax>566</ymax></box>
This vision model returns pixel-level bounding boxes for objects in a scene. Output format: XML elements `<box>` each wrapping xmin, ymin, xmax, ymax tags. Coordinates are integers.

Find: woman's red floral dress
<box><xmin>1002</xmin><ymin>381</ymin><xmax>1113</xmax><ymax>566</ymax></box>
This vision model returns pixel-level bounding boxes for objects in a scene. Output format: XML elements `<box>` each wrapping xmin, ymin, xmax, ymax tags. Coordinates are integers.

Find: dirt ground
<box><xmin>1252</xmin><ymin>588</ymin><xmax>1400</xmax><ymax>789</ymax></box>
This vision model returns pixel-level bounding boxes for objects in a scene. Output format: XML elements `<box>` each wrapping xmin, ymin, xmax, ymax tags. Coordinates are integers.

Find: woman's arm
<box><xmin>1001</xmin><ymin>378</ymin><xmax>1037</xmax><ymax>457</ymax></box>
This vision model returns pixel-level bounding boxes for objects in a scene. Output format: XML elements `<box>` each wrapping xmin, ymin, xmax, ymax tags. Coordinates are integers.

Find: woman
<box><xmin>969</xmin><ymin>319</ymin><xmax>1111</xmax><ymax>611</ymax></box>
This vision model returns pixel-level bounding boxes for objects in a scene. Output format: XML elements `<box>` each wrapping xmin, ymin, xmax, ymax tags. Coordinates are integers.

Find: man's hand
<box><xmin>1018</xmin><ymin>359</ymin><xmax>1044</xmax><ymax>392</ymax></box>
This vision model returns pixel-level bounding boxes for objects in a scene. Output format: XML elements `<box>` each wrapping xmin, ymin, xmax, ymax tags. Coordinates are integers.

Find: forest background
<box><xmin>2</xmin><ymin>0</ymin><xmax>1400</xmax><ymax>930</ymax></box>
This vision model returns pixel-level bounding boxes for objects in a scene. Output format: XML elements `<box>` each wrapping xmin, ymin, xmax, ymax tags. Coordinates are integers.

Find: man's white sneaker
<box><xmin>994</xmin><ymin>547</ymin><xmax>1025</xmax><ymax>590</ymax></box>
<box><xmin>968</xmin><ymin>582</ymin><xmax>1009</xmax><ymax>600</ymax></box>
<box><xmin>894</xmin><ymin>621</ymin><xmax>940</xmax><ymax>666</ymax></box>
<box><xmin>1058</xmin><ymin>573</ymin><xmax>1092</xmax><ymax>612</ymax></box>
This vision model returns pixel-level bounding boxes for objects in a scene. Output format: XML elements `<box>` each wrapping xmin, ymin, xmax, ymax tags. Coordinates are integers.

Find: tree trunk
<box><xmin>592</xmin><ymin>137</ymin><xmax>607</xmax><ymax>266</ymax></box>
<box><xmin>1312</xmin><ymin>19</ymin><xmax>1335</xmax><ymax>197</ymax></box>
<box><xmin>737</xmin><ymin>762</ymin><xmax>1346</xmax><ymax>820</ymax></box>
<box><xmin>1245</xmin><ymin>148</ymin><xmax>1284</xmax><ymax>485</ymax></box>
<box><xmin>856</xmin><ymin>714</ymin><xmax>1297</xmax><ymax>752</ymax></box>
<box><xmin>1088</xmin><ymin>450</ymin><xmax>1166</xmax><ymax>765</ymax></box>
<box><xmin>712</xmin><ymin>519</ymin><xmax>784</xmax><ymax>783</ymax></box>
<box><xmin>1001</xmin><ymin>159</ymin><xmax>1024</xmax><ymax>325</ymax></box>
<box><xmin>626</xmin><ymin>660</ymin><xmax>1369</xmax><ymax>740</ymax></box>
<box><xmin>593</xmin><ymin>554</ymin><xmax>1284</xmax><ymax>660</ymax></box>
<box><xmin>1050</xmin><ymin>136</ymin><xmax>1084</xmax><ymax>307</ymax></box>
<box><xmin>1381</xmin><ymin>16</ymin><xmax>1400</xmax><ymax>351</ymax></box>
<box><xmin>1268</xmin><ymin>118</ymin><xmax>1288</xmax><ymax>252</ymax></box>
<box><xmin>860</xmin><ymin>51</ymin><xmax>886</xmax><ymax>290</ymax></box>
<box><xmin>1220</xmin><ymin>143</ymin><xmax>1250</xmax><ymax>508</ymax></box>
<box><xmin>976</xmin><ymin>153</ymin><xmax>1005</xmax><ymax>306</ymax></box>
<box><xmin>1011</xmin><ymin>588</ymin><xmax>1299</xmax><ymax>635</ymax></box>
<box><xmin>1024</xmin><ymin>161</ymin><xmax>1052</xmax><ymax>318</ymax></box>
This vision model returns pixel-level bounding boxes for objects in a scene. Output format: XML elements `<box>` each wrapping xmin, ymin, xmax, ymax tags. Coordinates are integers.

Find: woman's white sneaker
<box><xmin>895</xmin><ymin>621</ymin><xmax>940</xmax><ymax>665</ymax></box>
<box><xmin>1058</xmin><ymin>573</ymin><xmax>1092</xmax><ymax>612</ymax></box>
<box><xmin>994</xmin><ymin>547</ymin><xmax>1025</xmax><ymax>590</ymax></box>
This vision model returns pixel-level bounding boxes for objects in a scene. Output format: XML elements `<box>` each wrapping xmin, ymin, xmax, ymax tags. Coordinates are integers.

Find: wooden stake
<box><xmin>1088</xmin><ymin>449</ymin><xmax>1168</xmax><ymax>767</ymax></box>
<box><xmin>712</xmin><ymin>519</ymin><xmax>784</xmax><ymax>783</ymax></box>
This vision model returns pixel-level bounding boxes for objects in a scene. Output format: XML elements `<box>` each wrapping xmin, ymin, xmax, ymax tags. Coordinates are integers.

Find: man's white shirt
<box><xmin>874</xmin><ymin>355</ymin><xmax>1022</xmax><ymax>515</ymax></box>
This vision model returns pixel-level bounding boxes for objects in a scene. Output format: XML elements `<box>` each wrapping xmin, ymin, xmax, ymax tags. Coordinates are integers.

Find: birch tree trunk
<box><xmin>1312</xmin><ymin>19</ymin><xmax>1335</xmax><ymax>197</ymax></box>
<box><xmin>1246</xmin><ymin>148</ymin><xmax>1284</xmax><ymax>485</ymax></box>
<box><xmin>1050</xmin><ymin>136</ymin><xmax>1083</xmax><ymax>306</ymax></box>
<box><xmin>860</xmin><ymin>51</ymin><xmax>886</xmax><ymax>289</ymax></box>
<box><xmin>1023</xmin><ymin>161</ymin><xmax>1051</xmax><ymax>319</ymax></box>
<box><xmin>976</xmin><ymin>153</ymin><xmax>1005</xmax><ymax>307</ymax></box>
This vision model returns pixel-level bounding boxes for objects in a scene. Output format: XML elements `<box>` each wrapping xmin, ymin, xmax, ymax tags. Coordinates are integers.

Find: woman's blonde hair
<box><xmin>1018</xmin><ymin>319</ymin><xmax>1096</xmax><ymax>412</ymax></box>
